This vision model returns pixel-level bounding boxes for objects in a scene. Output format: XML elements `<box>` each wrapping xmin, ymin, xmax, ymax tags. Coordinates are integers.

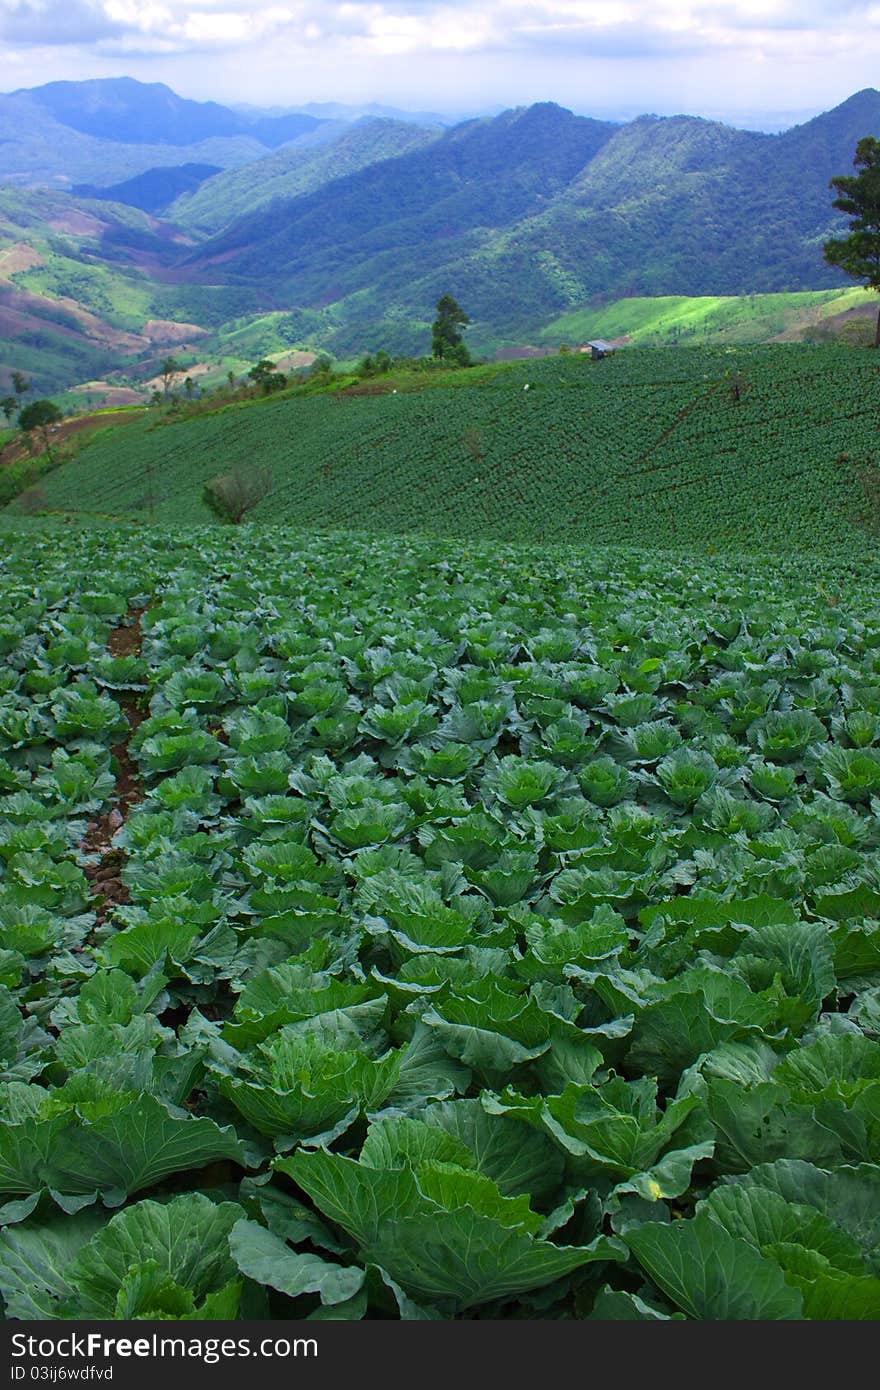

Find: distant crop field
<box><xmin>15</xmin><ymin>343</ymin><xmax>879</xmax><ymax>552</ymax></box>
<box><xmin>1</xmin><ymin>523</ymin><xmax>880</xmax><ymax>1320</ymax></box>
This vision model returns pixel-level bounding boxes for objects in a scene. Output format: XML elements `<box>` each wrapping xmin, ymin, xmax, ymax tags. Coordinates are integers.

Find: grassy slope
<box><xmin>536</xmin><ymin>288</ymin><xmax>879</xmax><ymax>348</ymax></box>
<box><xmin>11</xmin><ymin>344</ymin><xmax>876</xmax><ymax>553</ymax></box>
<box><xmin>0</xmin><ymin>187</ymin><xmax>201</xmax><ymax>394</ymax></box>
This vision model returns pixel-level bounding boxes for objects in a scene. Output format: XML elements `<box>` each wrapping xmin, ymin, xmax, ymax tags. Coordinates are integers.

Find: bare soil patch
<box><xmin>274</xmin><ymin>349</ymin><xmax>316</xmax><ymax>371</ymax></box>
<box><xmin>143</xmin><ymin>318</ymin><xmax>207</xmax><ymax>345</ymax></box>
<box><xmin>0</xmin><ymin>243</ymin><xmax>45</xmax><ymax>278</ymax></box>
<box><xmin>69</xmin><ymin>383</ymin><xmax>148</xmax><ymax>407</ymax></box>
<box><xmin>142</xmin><ymin>360</ymin><xmax>216</xmax><ymax>391</ymax></box>
<box><xmin>771</xmin><ymin>303</ymin><xmax>878</xmax><ymax>344</ymax></box>
<box><xmin>0</xmin><ymin>281</ymin><xmax>148</xmax><ymax>351</ymax></box>
<box><xmin>47</xmin><ymin>210</ymin><xmax>108</xmax><ymax>238</ymax></box>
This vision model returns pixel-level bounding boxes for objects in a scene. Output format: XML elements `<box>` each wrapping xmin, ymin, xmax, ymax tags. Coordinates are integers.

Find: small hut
<box><xmin>586</xmin><ymin>339</ymin><xmax>616</xmax><ymax>361</ymax></box>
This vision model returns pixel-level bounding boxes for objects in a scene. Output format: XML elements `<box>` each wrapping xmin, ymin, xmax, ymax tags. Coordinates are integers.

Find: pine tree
<box><xmin>431</xmin><ymin>295</ymin><xmax>471</xmax><ymax>364</ymax></box>
<box><xmin>824</xmin><ymin>137</ymin><xmax>880</xmax><ymax>348</ymax></box>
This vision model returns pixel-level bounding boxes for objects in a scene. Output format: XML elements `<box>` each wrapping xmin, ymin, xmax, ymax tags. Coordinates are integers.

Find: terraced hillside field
<box><xmin>14</xmin><ymin>345</ymin><xmax>878</xmax><ymax>551</ymax></box>
<box><xmin>2</xmin><ymin>523</ymin><xmax>880</xmax><ymax>1321</ymax></box>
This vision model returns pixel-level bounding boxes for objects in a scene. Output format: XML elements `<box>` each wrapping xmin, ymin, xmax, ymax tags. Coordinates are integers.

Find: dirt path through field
<box><xmin>79</xmin><ymin>605</ymin><xmax>149</xmax><ymax>929</ymax></box>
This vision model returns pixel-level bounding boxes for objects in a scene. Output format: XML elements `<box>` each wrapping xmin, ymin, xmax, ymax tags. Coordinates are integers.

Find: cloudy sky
<box><xmin>0</xmin><ymin>0</ymin><xmax>878</xmax><ymax>127</ymax></box>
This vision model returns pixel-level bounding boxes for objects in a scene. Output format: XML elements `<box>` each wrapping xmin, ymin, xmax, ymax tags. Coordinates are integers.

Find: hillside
<box><xmin>0</xmin><ymin>90</ymin><xmax>274</xmax><ymax>188</ymax></box>
<box><xmin>180</xmin><ymin>102</ymin><xmax>620</xmax><ymax>350</ymax></box>
<box><xmin>10</xmin><ymin>345</ymin><xmax>876</xmax><ymax>553</ymax></box>
<box><xmin>0</xmin><ymin>185</ymin><xmax>243</xmax><ymax>396</ymax></box>
<box><xmin>72</xmin><ymin>164</ymin><xmax>223</xmax><ymax>215</ymax></box>
<box><xmin>0</xmin><ymin>188</ymin><xmax>184</xmax><ymax>389</ymax></box>
<box><xmin>170</xmin><ymin>119</ymin><xmax>445</xmax><ymax>235</ymax></box>
<box><xmin>537</xmin><ymin>288</ymin><xmax>880</xmax><ymax>349</ymax></box>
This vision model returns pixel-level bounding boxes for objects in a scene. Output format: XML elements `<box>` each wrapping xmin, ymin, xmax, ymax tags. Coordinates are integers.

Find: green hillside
<box><xmin>170</xmin><ymin>119</ymin><xmax>444</xmax><ymax>235</ymax></box>
<box><xmin>11</xmin><ymin>344</ymin><xmax>876</xmax><ymax>552</ymax></box>
<box><xmin>0</xmin><ymin>185</ymin><xmax>251</xmax><ymax>396</ymax></box>
<box><xmin>537</xmin><ymin>288</ymin><xmax>879</xmax><ymax>348</ymax></box>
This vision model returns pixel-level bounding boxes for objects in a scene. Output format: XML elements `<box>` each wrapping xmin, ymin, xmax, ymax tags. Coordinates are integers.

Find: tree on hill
<box><xmin>159</xmin><ymin>357</ymin><xmax>183</xmax><ymax>397</ymax></box>
<box><xmin>310</xmin><ymin>355</ymin><xmax>334</xmax><ymax>382</ymax></box>
<box><xmin>824</xmin><ymin>137</ymin><xmax>880</xmax><ymax>348</ymax></box>
<box><xmin>19</xmin><ymin>399</ymin><xmax>63</xmax><ymax>461</ymax></box>
<box><xmin>11</xmin><ymin>371</ymin><xmax>31</xmax><ymax>400</ymax></box>
<box><xmin>431</xmin><ymin>294</ymin><xmax>471</xmax><ymax>365</ymax></box>
<box><xmin>247</xmin><ymin>359</ymin><xmax>287</xmax><ymax>394</ymax></box>
<box><xmin>1</xmin><ymin>396</ymin><xmax>16</xmax><ymax>424</ymax></box>
<box><xmin>357</xmin><ymin>350</ymin><xmax>393</xmax><ymax>378</ymax></box>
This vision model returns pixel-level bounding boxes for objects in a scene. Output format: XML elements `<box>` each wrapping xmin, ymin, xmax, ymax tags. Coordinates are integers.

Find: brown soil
<box><xmin>47</xmin><ymin>211</ymin><xmax>108</xmax><ymax>238</ymax></box>
<box><xmin>142</xmin><ymin>360</ymin><xmax>215</xmax><ymax>391</ymax></box>
<box><xmin>69</xmin><ymin>384</ymin><xmax>148</xmax><ymax>407</ymax></box>
<box><xmin>107</xmin><ymin>608</ymin><xmax>145</xmax><ymax>659</ymax></box>
<box><xmin>0</xmin><ymin>291</ymin><xmax>93</xmax><ymax>345</ymax></box>
<box><xmin>0</xmin><ymin>243</ymin><xmax>45</xmax><ymax>278</ymax></box>
<box><xmin>770</xmin><ymin>303</ymin><xmax>878</xmax><ymax>344</ymax></box>
<box><xmin>0</xmin><ymin>408</ymin><xmax>147</xmax><ymax>469</ymax></box>
<box><xmin>274</xmin><ymin>350</ymin><xmax>316</xmax><ymax>371</ymax></box>
<box><xmin>0</xmin><ymin>281</ymin><xmax>148</xmax><ymax>352</ymax></box>
<box><xmin>80</xmin><ymin>606</ymin><xmax>148</xmax><ymax>927</ymax></box>
<box><xmin>142</xmin><ymin>217</ymin><xmax>197</xmax><ymax>247</ymax></box>
<box><xmin>143</xmin><ymin>318</ymin><xmax>207</xmax><ymax>345</ymax></box>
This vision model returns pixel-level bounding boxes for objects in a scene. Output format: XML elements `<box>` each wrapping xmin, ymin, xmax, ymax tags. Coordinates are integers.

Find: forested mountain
<box><xmin>1</xmin><ymin>82</ymin><xmax>879</xmax><ymax>388</ymax></box>
<box><xmin>171</xmin><ymin>119</ymin><xmax>445</xmax><ymax>234</ymax></box>
<box><xmin>72</xmin><ymin>164</ymin><xmax>223</xmax><ymax>215</ymax></box>
<box><xmin>177</xmin><ymin>90</ymin><xmax>880</xmax><ymax>354</ymax></box>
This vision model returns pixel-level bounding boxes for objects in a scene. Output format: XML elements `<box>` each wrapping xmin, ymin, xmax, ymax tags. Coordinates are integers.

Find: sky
<box><xmin>0</xmin><ymin>0</ymin><xmax>878</xmax><ymax>128</ymax></box>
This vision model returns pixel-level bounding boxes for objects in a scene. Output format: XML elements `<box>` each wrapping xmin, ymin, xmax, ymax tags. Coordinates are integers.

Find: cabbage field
<box><xmin>15</xmin><ymin>344</ymin><xmax>878</xmax><ymax>552</ymax></box>
<box><xmin>2</xmin><ymin>523</ymin><xmax>880</xmax><ymax>1320</ymax></box>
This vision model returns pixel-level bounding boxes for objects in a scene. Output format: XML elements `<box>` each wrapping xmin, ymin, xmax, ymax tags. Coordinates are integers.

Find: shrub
<box><xmin>203</xmin><ymin>468</ymin><xmax>272</xmax><ymax>524</ymax></box>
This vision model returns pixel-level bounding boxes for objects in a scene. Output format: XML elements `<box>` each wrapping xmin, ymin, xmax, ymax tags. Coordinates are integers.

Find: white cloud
<box><xmin>3</xmin><ymin>0</ymin><xmax>878</xmax><ymax>53</ymax></box>
<box><xmin>0</xmin><ymin>0</ymin><xmax>877</xmax><ymax>120</ymax></box>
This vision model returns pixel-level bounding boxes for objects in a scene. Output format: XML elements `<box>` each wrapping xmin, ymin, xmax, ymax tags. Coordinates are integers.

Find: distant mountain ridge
<box><xmin>15</xmin><ymin>77</ymin><xmax>325</xmax><ymax>148</ymax></box>
<box><xmin>0</xmin><ymin>76</ymin><xmax>338</xmax><ymax>189</ymax></box>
